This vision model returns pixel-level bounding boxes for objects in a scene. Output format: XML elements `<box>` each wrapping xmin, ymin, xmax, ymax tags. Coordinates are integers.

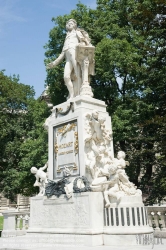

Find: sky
<box><xmin>0</xmin><ymin>0</ymin><xmax>96</xmax><ymax>98</ymax></box>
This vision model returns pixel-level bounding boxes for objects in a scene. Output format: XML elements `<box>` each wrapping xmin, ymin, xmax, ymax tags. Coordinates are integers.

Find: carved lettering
<box><xmin>59</xmin><ymin>142</ymin><xmax>73</xmax><ymax>149</ymax></box>
<box><xmin>53</xmin><ymin>120</ymin><xmax>79</xmax><ymax>178</ymax></box>
<box><xmin>58</xmin><ymin>150</ymin><xmax>73</xmax><ymax>155</ymax></box>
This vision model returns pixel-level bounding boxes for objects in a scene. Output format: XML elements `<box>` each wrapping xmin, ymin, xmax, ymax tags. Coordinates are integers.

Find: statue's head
<box><xmin>31</xmin><ymin>167</ymin><xmax>37</xmax><ymax>174</ymax></box>
<box><xmin>117</xmin><ymin>151</ymin><xmax>126</xmax><ymax>159</ymax></box>
<box><xmin>108</xmin><ymin>164</ymin><xmax>117</xmax><ymax>174</ymax></box>
<box><xmin>92</xmin><ymin>110</ymin><xmax>99</xmax><ymax>119</ymax></box>
<box><xmin>66</xmin><ymin>19</ymin><xmax>77</xmax><ymax>31</ymax></box>
<box><xmin>85</xmin><ymin>112</ymin><xmax>91</xmax><ymax>119</ymax></box>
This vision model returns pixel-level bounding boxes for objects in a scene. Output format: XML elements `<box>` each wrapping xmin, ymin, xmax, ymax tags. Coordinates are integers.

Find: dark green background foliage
<box><xmin>45</xmin><ymin>0</ymin><xmax>166</xmax><ymax>204</ymax></box>
<box><xmin>0</xmin><ymin>71</ymin><xmax>50</xmax><ymax>200</ymax></box>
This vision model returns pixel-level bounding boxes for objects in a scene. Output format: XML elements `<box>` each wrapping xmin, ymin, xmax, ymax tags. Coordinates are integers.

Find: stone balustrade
<box><xmin>146</xmin><ymin>205</ymin><xmax>166</xmax><ymax>238</ymax></box>
<box><xmin>104</xmin><ymin>206</ymin><xmax>148</xmax><ymax>228</ymax></box>
<box><xmin>1</xmin><ymin>209</ymin><xmax>30</xmax><ymax>237</ymax></box>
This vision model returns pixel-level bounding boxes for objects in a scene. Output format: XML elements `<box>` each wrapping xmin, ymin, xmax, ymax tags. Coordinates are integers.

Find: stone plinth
<box><xmin>27</xmin><ymin>192</ymin><xmax>104</xmax><ymax>246</ymax></box>
<box><xmin>27</xmin><ymin>193</ymin><xmax>153</xmax><ymax>246</ymax></box>
<box><xmin>46</xmin><ymin>96</ymin><xmax>113</xmax><ymax>182</ymax></box>
<box><xmin>28</xmin><ymin>93</ymin><xmax>155</xmax><ymax>248</ymax></box>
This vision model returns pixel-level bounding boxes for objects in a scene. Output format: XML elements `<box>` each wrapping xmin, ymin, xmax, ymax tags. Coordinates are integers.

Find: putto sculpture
<box><xmin>84</xmin><ymin>110</ymin><xmax>142</xmax><ymax>206</ymax></box>
<box><xmin>46</xmin><ymin>19</ymin><xmax>95</xmax><ymax>100</ymax></box>
<box><xmin>30</xmin><ymin>162</ymin><xmax>48</xmax><ymax>196</ymax></box>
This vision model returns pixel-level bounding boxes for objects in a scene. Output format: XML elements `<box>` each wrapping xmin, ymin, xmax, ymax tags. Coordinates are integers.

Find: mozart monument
<box><xmin>28</xmin><ymin>18</ymin><xmax>153</xmax><ymax>247</ymax></box>
<box><xmin>1</xmin><ymin>19</ymin><xmax>153</xmax><ymax>248</ymax></box>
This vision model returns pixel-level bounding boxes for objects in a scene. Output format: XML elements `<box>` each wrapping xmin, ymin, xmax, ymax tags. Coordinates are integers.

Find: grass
<box><xmin>0</xmin><ymin>216</ymin><xmax>3</xmax><ymax>230</ymax></box>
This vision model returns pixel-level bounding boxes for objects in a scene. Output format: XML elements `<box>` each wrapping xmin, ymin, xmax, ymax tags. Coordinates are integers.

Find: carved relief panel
<box><xmin>31</xmin><ymin>196</ymin><xmax>90</xmax><ymax>228</ymax></box>
<box><xmin>53</xmin><ymin>120</ymin><xmax>79</xmax><ymax>179</ymax></box>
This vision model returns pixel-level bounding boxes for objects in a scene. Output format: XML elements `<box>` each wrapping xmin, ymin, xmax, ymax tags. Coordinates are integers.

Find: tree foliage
<box><xmin>0</xmin><ymin>71</ymin><xmax>49</xmax><ymax>200</ymax></box>
<box><xmin>45</xmin><ymin>0</ymin><xmax>166</xmax><ymax>204</ymax></box>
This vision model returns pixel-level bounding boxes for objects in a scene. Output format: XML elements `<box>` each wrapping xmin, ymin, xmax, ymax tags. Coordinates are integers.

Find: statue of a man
<box><xmin>46</xmin><ymin>19</ymin><xmax>94</xmax><ymax>100</ymax></box>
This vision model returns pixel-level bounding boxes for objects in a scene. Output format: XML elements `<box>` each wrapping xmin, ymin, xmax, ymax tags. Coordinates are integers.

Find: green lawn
<box><xmin>0</xmin><ymin>216</ymin><xmax>3</xmax><ymax>230</ymax></box>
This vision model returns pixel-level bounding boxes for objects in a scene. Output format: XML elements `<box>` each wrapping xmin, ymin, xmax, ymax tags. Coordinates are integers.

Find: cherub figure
<box><xmin>114</xmin><ymin>151</ymin><xmax>131</xmax><ymax>188</ymax></box>
<box><xmin>91</xmin><ymin>110</ymin><xmax>104</xmax><ymax>142</ymax></box>
<box><xmin>84</xmin><ymin>111</ymin><xmax>113</xmax><ymax>179</ymax></box>
<box><xmin>104</xmin><ymin>151</ymin><xmax>142</xmax><ymax>207</ymax></box>
<box><xmin>31</xmin><ymin>162</ymin><xmax>48</xmax><ymax>196</ymax></box>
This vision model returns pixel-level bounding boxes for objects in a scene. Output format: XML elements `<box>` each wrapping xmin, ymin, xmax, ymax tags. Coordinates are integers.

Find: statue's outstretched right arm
<box><xmin>46</xmin><ymin>52</ymin><xmax>65</xmax><ymax>69</ymax></box>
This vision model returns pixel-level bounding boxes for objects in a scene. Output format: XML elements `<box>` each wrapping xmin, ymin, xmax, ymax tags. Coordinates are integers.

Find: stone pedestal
<box><xmin>46</xmin><ymin>96</ymin><xmax>113</xmax><ymax>181</ymax></box>
<box><xmin>76</xmin><ymin>45</ymin><xmax>95</xmax><ymax>98</ymax></box>
<box><xmin>27</xmin><ymin>193</ymin><xmax>153</xmax><ymax>247</ymax></box>
<box><xmin>28</xmin><ymin>96</ymin><xmax>153</xmax><ymax>247</ymax></box>
<box><xmin>27</xmin><ymin>192</ymin><xmax>104</xmax><ymax>246</ymax></box>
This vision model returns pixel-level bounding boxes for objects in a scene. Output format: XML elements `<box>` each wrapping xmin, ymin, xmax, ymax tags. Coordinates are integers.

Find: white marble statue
<box><xmin>30</xmin><ymin>162</ymin><xmax>48</xmax><ymax>196</ymax></box>
<box><xmin>46</xmin><ymin>19</ymin><xmax>95</xmax><ymax>100</ymax></box>
<box><xmin>84</xmin><ymin>110</ymin><xmax>113</xmax><ymax>179</ymax></box>
<box><xmin>107</xmin><ymin>152</ymin><xmax>142</xmax><ymax>206</ymax></box>
<box><xmin>85</xmin><ymin>110</ymin><xmax>113</xmax><ymax>146</ymax></box>
<box><xmin>84</xmin><ymin>110</ymin><xmax>142</xmax><ymax>206</ymax></box>
<box><xmin>89</xmin><ymin>150</ymin><xmax>142</xmax><ymax>207</ymax></box>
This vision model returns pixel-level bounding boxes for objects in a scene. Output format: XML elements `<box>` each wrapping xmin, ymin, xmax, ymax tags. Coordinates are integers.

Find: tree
<box><xmin>0</xmin><ymin>71</ymin><xmax>50</xmax><ymax>200</ymax></box>
<box><xmin>95</xmin><ymin>0</ymin><xmax>166</xmax><ymax>203</ymax></box>
<box><xmin>129</xmin><ymin>0</ymin><xmax>166</xmax><ymax>203</ymax></box>
<box><xmin>17</xmin><ymin>98</ymin><xmax>50</xmax><ymax>198</ymax></box>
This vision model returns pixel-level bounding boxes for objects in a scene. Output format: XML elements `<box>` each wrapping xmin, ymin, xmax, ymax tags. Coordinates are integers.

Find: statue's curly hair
<box><xmin>66</xmin><ymin>19</ymin><xmax>77</xmax><ymax>30</ymax></box>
